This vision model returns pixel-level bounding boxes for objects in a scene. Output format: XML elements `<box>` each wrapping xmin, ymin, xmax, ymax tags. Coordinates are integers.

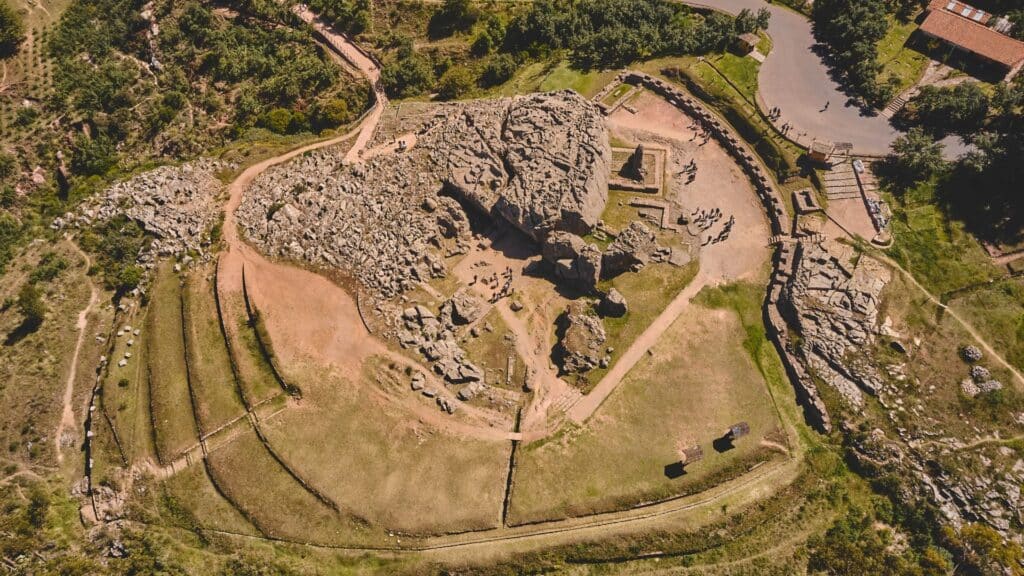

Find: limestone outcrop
<box><xmin>541</xmin><ymin>231</ymin><xmax>602</xmax><ymax>293</ymax></box>
<box><xmin>237</xmin><ymin>91</ymin><xmax>610</xmax><ymax>299</ymax></box>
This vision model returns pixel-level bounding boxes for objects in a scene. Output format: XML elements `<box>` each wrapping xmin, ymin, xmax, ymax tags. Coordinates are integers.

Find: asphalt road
<box><xmin>688</xmin><ymin>0</ymin><xmax>903</xmax><ymax>155</ymax></box>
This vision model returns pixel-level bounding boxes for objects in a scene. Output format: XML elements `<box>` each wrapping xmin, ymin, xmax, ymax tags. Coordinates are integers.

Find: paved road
<box><xmin>689</xmin><ymin>0</ymin><xmax>902</xmax><ymax>155</ymax></box>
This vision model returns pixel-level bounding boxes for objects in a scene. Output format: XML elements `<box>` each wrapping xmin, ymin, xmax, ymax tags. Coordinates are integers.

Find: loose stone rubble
<box><xmin>53</xmin><ymin>159</ymin><xmax>230</xmax><ymax>264</ymax></box>
<box><xmin>399</xmin><ymin>301</ymin><xmax>484</xmax><ymax>385</ymax></box>
<box><xmin>237</xmin><ymin>91</ymin><xmax>610</xmax><ymax>299</ymax></box>
<box><xmin>779</xmin><ymin>240</ymin><xmax>890</xmax><ymax>410</ymax></box>
<box><xmin>557</xmin><ymin>301</ymin><xmax>607</xmax><ymax>375</ymax></box>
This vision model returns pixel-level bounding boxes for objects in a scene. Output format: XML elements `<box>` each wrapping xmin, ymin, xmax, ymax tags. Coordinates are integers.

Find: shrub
<box><xmin>481</xmin><ymin>54</ymin><xmax>517</xmax><ymax>87</ymax></box>
<box><xmin>436</xmin><ymin>67</ymin><xmax>475</xmax><ymax>100</ymax></box>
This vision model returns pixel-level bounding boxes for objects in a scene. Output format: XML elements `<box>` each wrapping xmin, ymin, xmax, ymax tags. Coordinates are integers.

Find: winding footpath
<box><xmin>55</xmin><ymin>241</ymin><xmax>98</xmax><ymax>465</ymax></box>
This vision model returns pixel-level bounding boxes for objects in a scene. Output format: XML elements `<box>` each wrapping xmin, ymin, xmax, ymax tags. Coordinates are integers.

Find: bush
<box><xmin>0</xmin><ymin>0</ymin><xmax>24</xmax><ymax>58</ymax></box>
<box><xmin>16</xmin><ymin>283</ymin><xmax>46</xmax><ymax>330</ymax></box>
<box><xmin>436</xmin><ymin>67</ymin><xmax>475</xmax><ymax>100</ymax></box>
<box><xmin>896</xmin><ymin>83</ymin><xmax>990</xmax><ymax>138</ymax></box>
<box><xmin>481</xmin><ymin>54</ymin><xmax>517</xmax><ymax>87</ymax></box>
<box><xmin>381</xmin><ymin>51</ymin><xmax>435</xmax><ymax>98</ymax></box>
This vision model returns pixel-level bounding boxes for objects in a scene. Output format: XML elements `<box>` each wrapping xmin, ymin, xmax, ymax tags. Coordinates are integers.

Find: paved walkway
<box><xmin>688</xmin><ymin>0</ymin><xmax>900</xmax><ymax>155</ymax></box>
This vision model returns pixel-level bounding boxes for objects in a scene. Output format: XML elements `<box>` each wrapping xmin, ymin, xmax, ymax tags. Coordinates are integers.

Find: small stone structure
<box><xmin>557</xmin><ymin>301</ymin><xmax>607</xmax><ymax>375</ymax></box>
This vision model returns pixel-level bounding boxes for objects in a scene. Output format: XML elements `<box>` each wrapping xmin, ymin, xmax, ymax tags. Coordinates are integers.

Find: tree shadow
<box><xmin>4</xmin><ymin>318</ymin><xmax>41</xmax><ymax>346</ymax></box>
<box><xmin>664</xmin><ymin>461</ymin><xmax>687</xmax><ymax>479</ymax></box>
<box><xmin>712</xmin><ymin>434</ymin><xmax>736</xmax><ymax>453</ymax></box>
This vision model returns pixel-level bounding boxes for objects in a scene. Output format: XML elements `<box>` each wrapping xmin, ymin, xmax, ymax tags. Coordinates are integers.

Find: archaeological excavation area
<box><xmin>72</xmin><ymin>70</ymin><xmax>1020</xmax><ymax>550</ymax></box>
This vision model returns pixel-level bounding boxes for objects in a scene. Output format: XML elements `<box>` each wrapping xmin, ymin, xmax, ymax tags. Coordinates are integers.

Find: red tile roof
<box><xmin>927</xmin><ymin>0</ymin><xmax>991</xmax><ymax>25</ymax></box>
<box><xmin>920</xmin><ymin>9</ymin><xmax>1024</xmax><ymax>68</ymax></box>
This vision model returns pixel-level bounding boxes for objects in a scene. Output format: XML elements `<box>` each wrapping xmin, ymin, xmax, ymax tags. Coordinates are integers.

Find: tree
<box><xmin>16</xmin><ymin>283</ymin><xmax>45</xmax><ymax>330</ymax></box>
<box><xmin>481</xmin><ymin>54</ymin><xmax>517</xmax><ymax>87</ymax></box>
<box><xmin>812</xmin><ymin>0</ymin><xmax>889</xmax><ymax>105</ymax></box>
<box><xmin>888</xmin><ymin>127</ymin><xmax>944</xmax><ymax>186</ymax></box>
<box><xmin>0</xmin><ymin>0</ymin><xmax>24</xmax><ymax>58</ymax></box>
<box><xmin>436</xmin><ymin>67</ymin><xmax>475</xmax><ymax>100</ymax></box>
<box><xmin>897</xmin><ymin>83</ymin><xmax>990</xmax><ymax>138</ymax></box>
<box><xmin>756</xmin><ymin>7</ymin><xmax>770</xmax><ymax>31</ymax></box>
<box><xmin>381</xmin><ymin>52</ymin><xmax>434</xmax><ymax>98</ymax></box>
<box><xmin>312</xmin><ymin>97</ymin><xmax>350</xmax><ymax>131</ymax></box>
<box><xmin>428</xmin><ymin>0</ymin><xmax>479</xmax><ymax>38</ymax></box>
<box><xmin>735</xmin><ymin>9</ymin><xmax>758</xmax><ymax>34</ymax></box>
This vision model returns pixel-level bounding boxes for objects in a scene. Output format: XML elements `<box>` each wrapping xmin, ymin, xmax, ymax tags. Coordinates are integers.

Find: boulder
<box><xmin>542</xmin><ymin>231</ymin><xmax>601</xmax><ymax>292</ymax></box>
<box><xmin>557</xmin><ymin>301</ymin><xmax>607</xmax><ymax>375</ymax></box>
<box><xmin>598</xmin><ymin>288</ymin><xmax>627</xmax><ymax>317</ymax></box>
<box><xmin>602</xmin><ymin>221</ymin><xmax>657</xmax><ymax>278</ymax></box>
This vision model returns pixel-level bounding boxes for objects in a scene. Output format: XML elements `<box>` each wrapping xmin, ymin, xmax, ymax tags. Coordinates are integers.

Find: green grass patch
<box><xmin>145</xmin><ymin>263</ymin><xmax>200</xmax><ymax>463</ymax></box>
<box><xmin>538</xmin><ymin>61</ymin><xmax>619</xmax><ymax>97</ymax></box>
<box><xmin>183</xmin><ymin>267</ymin><xmax>246</xmax><ymax>433</ymax></box>
<box><xmin>220</xmin><ymin>292</ymin><xmax>282</xmax><ymax>406</ymax></box>
<box><xmin>877</xmin><ymin>17</ymin><xmax>929</xmax><ymax>97</ymax></box>
<box><xmin>884</xmin><ymin>182</ymin><xmax>1001</xmax><ymax>295</ymax></box>
<box><xmin>949</xmin><ymin>278</ymin><xmax>1024</xmax><ymax>372</ymax></box>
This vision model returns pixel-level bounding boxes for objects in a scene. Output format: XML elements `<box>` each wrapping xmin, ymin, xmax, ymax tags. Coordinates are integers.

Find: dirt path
<box><xmin>876</xmin><ymin>253</ymin><xmax>1024</xmax><ymax>387</ymax></box>
<box><xmin>55</xmin><ymin>241</ymin><xmax>99</xmax><ymax>465</ymax></box>
<box><xmin>292</xmin><ymin>4</ymin><xmax>386</xmax><ymax>164</ymax></box>
<box><xmin>566</xmin><ymin>271</ymin><xmax>710</xmax><ymax>423</ymax></box>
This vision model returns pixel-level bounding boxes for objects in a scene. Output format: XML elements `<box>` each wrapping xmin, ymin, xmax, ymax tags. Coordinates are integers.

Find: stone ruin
<box><xmin>602</xmin><ymin>221</ymin><xmax>658</xmax><ymax>278</ymax></box>
<box><xmin>557</xmin><ymin>301</ymin><xmax>609</xmax><ymax>375</ymax></box>
<box><xmin>53</xmin><ymin>159</ymin><xmax>230</xmax><ymax>265</ymax></box>
<box><xmin>237</xmin><ymin>91</ymin><xmax>611</xmax><ymax>299</ymax></box>
<box><xmin>399</xmin><ymin>290</ymin><xmax>485</xmax><ymax>386</ymax></box>
<box><xmin>779</xmin><ymin>240</ymin><xmax>890</xmax><ymax>410</ymax></box>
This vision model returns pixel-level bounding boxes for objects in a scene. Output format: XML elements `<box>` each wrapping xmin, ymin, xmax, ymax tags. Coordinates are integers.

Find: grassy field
<box><xmin>949</xmin><ymin>278</ymin><xmax>1024</xmax><ymax>373</ymax></box>
<box><xmin>538</xmin><ymin>62</ymin><xmax>620</xmax><ymax>98</ymax></box>
<box><xmin>219</xmin><ymin>291</ymin><xmax>283</xmax><ymax>406</ymax></box>
<box><xmin>260</xmin><ymin>359</ymin><xmax>511</xmax><ymax>535</ymax></box>
<box><xmin>158</xmin><ymin>463</ymin><xmax>262</xmax><ymax>537</ymax></box>
<box><xmin>0</xmin><ymin>241</ymin><xmax>99</xmax><ymax>466</ymax></box>
<box><xmin>145</xmin><ymin>263</ymin><xmax>200</xmax><ymax>463</ymax></box>
<box><xmin>584</xmin><ymin>261</ymin><xmax>700</xmax><ymax>387</ymax></box>
<box><xmin>877</xmin><ymin>17</ymin><xmax>929</xmax><ymax>97</ymax></box>
<box><xmin>204</xmin><ymin>427</ymin><xmax>363</xmax><ymax>545</ymax></box>
<box><xmin>461</xmin><ymin>309</ymin><xmax>525</xmax><ymax>389</ymax></box>
<box><xmin>509</xmin><ymin>292</ymin><xmax>786</xmax><ymax>524</ymax></box>
<box><xmin>182</xmin><ymin>266</ymin><xmax>246</xmax><ymax>432</ymax></box>
<box><xmin>872</xmin><ymin>271</ymin><xmax>1023</xmax><ymax>441</ymax></box>
<box><xmin>884</xmin><ymin>183</ymin><xmax>1001</xmax><ymax>295</ymax></box>
<box><xmin>102</xmin><ymin>310</ymin><xmax>156</xmax><ymax>464</ymax></box>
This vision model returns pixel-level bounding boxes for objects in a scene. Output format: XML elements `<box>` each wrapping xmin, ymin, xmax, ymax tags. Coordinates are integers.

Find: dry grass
<box><xmin>219</xmin><ymin>291</ymin><xmax>281</xmax><ymax>405</ymax></box>
<box><xmin>204</xmin><ymin>427</ymin><xmax>370</xmax><ymax>545</ymax></box>
<box><xmin>259</xmin><ymin>360</ymin><xmax>511</xmax><ymax>535</ymax></box>
<box><xmin>159</xmin><ymin>463</ymin><xmax>262</xmax><ymax>536</ymax></box>
<box><xmin>461</xmin><ymin>309</ymin><xmax>525</xmax><ymax>389</ymax></box>
<box><xmin>102</xmin><ymin>310</ymin><xmax>156</xmax><ymax>463</ymax></box>
<box><xmin>509</xmin><ymin>302</ymin><xmax>785</xmax><ymax>524</ymax></box>
<box><xmin>183</xmin><ymin>266</ymin><xmax>246</xmax><ymax>432</ymax></box>
<box><xmin>145</xmin><ymin>263</ymin><xmax>199</xmax><ymax>463</ymax></box>
<box><xmin>0</xmin><ymin>241</ymin><xmax>94</xmax><ymax>465</ymax></box>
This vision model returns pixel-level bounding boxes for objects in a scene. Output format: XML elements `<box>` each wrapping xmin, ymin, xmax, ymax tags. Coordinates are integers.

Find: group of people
<box><xmin>768</xmin><ymin>106</ymin><xmax>783</xmax><ymax>121</ymax></box>
<box><xmin>691</xmin><ymin>206</ymin><xmax>722</xmax><ymax>232</ymax></box>
<box><xmin>677</xmin><ymin>158</ymin><xmax>698</xmax><ymax>184</ymax></box>
<box><xmin>702</xmin><ymin>215</ymin><xmax>735</xmax><ymax>247</ymax></box>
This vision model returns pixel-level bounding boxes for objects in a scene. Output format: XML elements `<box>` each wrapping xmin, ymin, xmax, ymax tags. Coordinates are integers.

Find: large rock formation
<box><xmin>237</xmin><ymin>91</ymin><xmax>610</xmax><ymax>299</ymax></box>
<box><xmin>557</xmin><ymin>301</ymin><xmax>607</xmax><ymax>375</ymax></box>
<box><xmin>780</xmin><ymin>241</ymin><xmax>890</xmax><ymax>410</ymax></box>
<box><xmin>429</xmin><ymin>90</ymin><xmax>610</xmax><ymax>241</ymax></box>
<box><xmin>602</xmin><ymin>221</ymin><xmax>658</xmax><ymax>278</ymax></box>
<box><xmin>541</xmin><ymin>231</ymin><xmax>602</xmax><ymax>293</ymax></box>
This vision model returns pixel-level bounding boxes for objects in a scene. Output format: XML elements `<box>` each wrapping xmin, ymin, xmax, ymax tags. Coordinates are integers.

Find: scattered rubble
<box><xmin>399</xmin><ymin>303</ymin><xmax>483</xmax><ymax>385</ymax></box>
<box><xmin>961</xmin><ymin>345</ymin><xmax>983</xmax><ymax>363</ymax></box>
<box><xmin>53</xmin><ymin>160</ymin><xmax>230</xmax><ymax>265</ymax></box>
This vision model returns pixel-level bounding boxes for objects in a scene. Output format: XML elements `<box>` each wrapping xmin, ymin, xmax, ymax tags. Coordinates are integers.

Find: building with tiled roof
<box><xmin>921</xmin><ymin>0</ymin><xmax>1024</xmax><ymax>81</ymax></box>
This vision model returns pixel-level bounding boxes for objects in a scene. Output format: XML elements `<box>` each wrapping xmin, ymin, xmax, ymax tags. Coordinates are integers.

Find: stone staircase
<box><xmin>821</xmin><ymin>162</ymin><xmax>862</xmax><ymax>200</ymax></box>
<box><xmin>883</xmin><ymin>94</ymin><xmax>908</xmax><ymax>119</ymax></box>
<box><xmin>551</xmin><ymin>387</ymin><xmax>583</xmax><ymax>413</ymax></box>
